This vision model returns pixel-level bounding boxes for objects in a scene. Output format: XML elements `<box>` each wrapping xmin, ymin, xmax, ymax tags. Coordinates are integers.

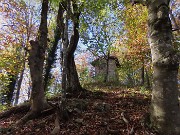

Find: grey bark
<box><xmin>145</xmin><ymin>69</ymin><xmax>150</xmax><ymax>89</ymax></box>
<box><xmin>66</xmin><ymin>15</ymin><xmax>82</xmax><ymax>92</ymax></box>
<box><xmin>147</xmin><ymin>1</ymin><xmax>180</xmax><ymax>134</ymax></box>
<box><xmin>61</xmin><ymin>13</ymin><xmax>69</xmax><ymax>96</ymax></box>
<box><xmin>44</xmin><ymin>3</ymin><xmax>64</xmax><ymax>91</ymax></box>
<box><xmin>131</xmin><ymin>0</ymin><xmax>180</xmax><ymax>134</ymax></box>
<box><xmin>28</xmin><ymin>0</ymin><xmax>49</xmax><ymax>113</ymax></box>
<box><xmin>141</xmin><ymin>62</ymin><xmax>145</xmax><ymax>86</ymax></box>
<box><xmin>14</xmin><ymin>51</ymin><xmax>27</xmax><ymax>105</ymax></box>
<box><xmin>104</xmin><ymin>52</ymin><xmax>110</xmax><ymax>83</ymax></box>
<box><xmin>14</xmin><ymin>67</ymin><xmax>25</xmax><ymax>105</ymax></box>
<box><xmin>16</xmin><ymin>0</ymin><xmax>49</xmax><ymax>125</ymax></box>
<box><xmin>60</xmin><ymin>0</ymin><xmax>82</xmax><ymax>93</ymax></box>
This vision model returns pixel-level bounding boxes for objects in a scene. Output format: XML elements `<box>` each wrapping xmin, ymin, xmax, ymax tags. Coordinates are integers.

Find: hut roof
<box><xmin>91</xmin><ymin>56</ymin><xmax>120</xmax><ymax>67</ymax></box>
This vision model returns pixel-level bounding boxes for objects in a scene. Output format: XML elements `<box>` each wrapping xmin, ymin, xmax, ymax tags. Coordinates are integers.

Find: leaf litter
<box><xmin>0</xmin><ymin>87</ymin><xmax>157</xmax><ymax>135</ymax></box>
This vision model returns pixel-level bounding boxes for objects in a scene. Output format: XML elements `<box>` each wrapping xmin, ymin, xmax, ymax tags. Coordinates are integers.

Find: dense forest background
<box><xmin>0</xmin><ymin>0</ymin><xmax>179</xmax><ymax>134</ymax></box>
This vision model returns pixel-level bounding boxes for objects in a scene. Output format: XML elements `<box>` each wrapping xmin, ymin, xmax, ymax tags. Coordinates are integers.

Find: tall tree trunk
<box><xmin>66</xmin><ymin>4</ymin><xmax>82</xmax><ymax>92</ymax></box>
<box><xmin>29</xmin><ymin>0</ymin><xmax>48</xmax><ymax>113</ymax></box>
<box><xmin>147</xmin><ymin>1</ymin><xmax>180</xmax><ymax>134</ymax></box>
<box><xmin>61</xmin><ymin>12</ymin><xmax>68</xmax><ymax>96</ymax></box>
<box><xmin>67</xmin><ymin>56</ymin><xmax>82</xmax><ymax>92</ymax></box>
<box><xmin>104</xmin><ymin>52</ymin><xmax>110</xmax><ymax>83</ymax></box>
<box><xmin>51</xmin><ymin>2</ymin><xmax>82</xmax><ymax>133</ymax></box>
<box><xmin>105</xmin><ymin>59</ymin><xmax>109</xmax><ymax>82</ymax></box>
<box><xmin>14</xmin><ymin>52</ymin><xmax>27</xmax><ymax>105</ymax></box>
<box><xmin>145</xmin><ymin>69</ymin><xmax>150</xmax><ymax>89</ymax></box>
<box><xmin>16</xmin><ymin>0</ymin><xmax>49</xmax><ymax>125</ymax></box>
<box><xmin>14</xmin><ymin>67</ymin><xmax>25</xmax><ymax>105</ymax></box>
<box><xmin>51</xmin><ymin>4</ymin><xmax>68</xmax><ymax>134</ymax></box>
<box><xmin>44</xmin><ymin>3</ymin><xmax>64</xmax><ymax>91</ymax></box>
<box><xmin>140</xmin><ymin>63</ymin><xmax>145</xmax><ymax>86</ymax></box>
<box><xmin>6</xmin><ymin>74</ymin><xmax>17</xmax><ymax>105</ymax></box>
<box><xmin>140</xmin><ymin>59</ymin><xmax>145</xmax><ymax>86</ymax></box>
<box><xmin>44</xmin><ymin>41</ymin><xmax>58</xmax><ymax>91</ymax></box>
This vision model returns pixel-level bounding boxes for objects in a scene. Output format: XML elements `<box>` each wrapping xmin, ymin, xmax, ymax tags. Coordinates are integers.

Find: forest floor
<box><xmin>0</xmin><ymin>84</ymin><xmax>157</xmax><ymax>135</ymax></box>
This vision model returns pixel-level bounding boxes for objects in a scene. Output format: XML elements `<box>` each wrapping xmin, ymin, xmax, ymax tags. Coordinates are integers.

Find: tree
<box><xmin>148</xmin><ymin>1</ymin><xmax>180</xmax><ymax>134</ymax></box>
<box><xmin>81</xmin><ymin>3</ymin><xmax>122</xmax><ymax>82</ymax></box>
<box><xmin>51</xmin><ymin>1</ymin><xmax>83</xmax><ymax>133</ymax></box>
<box><xmin>118</xmin><ymin>3</ymin><xmax>151</xmax><ymax>87</ymax></box>
<box><xmin>17</xmin><ymin>0</ymin><xmax>49</xmax><ymax>125</ymax></box>
<box><xmin>59</xmin><ymin>0</ymin><xmax>82</xmax><ymax>93</ymax></box>
<box><xmin>44</xmin><ymin>2</ymin><xmax>63</xmax><ymax>92</ymax></box>
<box><xmin>132</xmin><ymin>0</ymin><xmax>180</xmax><ymax>134</ymax></box>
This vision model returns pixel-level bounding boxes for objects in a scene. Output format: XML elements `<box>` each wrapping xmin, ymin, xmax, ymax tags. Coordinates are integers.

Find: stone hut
<box><xmin>91</xmin><ymin>56</ymin><xmax>120</xmax><ymax>82</ymax></box>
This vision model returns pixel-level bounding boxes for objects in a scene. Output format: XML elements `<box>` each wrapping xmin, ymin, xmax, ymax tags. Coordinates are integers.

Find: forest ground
<box><xmin>0</xmin><ymin>84</ymin><xmax>157</xmax><ymax>135</ymax></box>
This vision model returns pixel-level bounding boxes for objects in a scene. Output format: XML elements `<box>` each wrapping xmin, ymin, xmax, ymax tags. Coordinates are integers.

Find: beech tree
<box><xmin>50</xmin><ymin>1</ymin><xmax>83</xmax><ymax>134</ymax></box>
<box><xmin>132</xmin><ymin>0</ymin><xmax>180</xmax><ymax>134</ymax></box>
<box><xmin>17</xmin><ymin>0</ymin><xmax>49</xmax><ymax>125</ymax></box>
<box><xmin>59</xmin><ymin>0</ymin><xmax>82</xmax><ymax>94</ymax></box>
<box><xmin>44</xmin><ymin>2</ymin><xmax>63</xmax><ymax>92</ymax></box>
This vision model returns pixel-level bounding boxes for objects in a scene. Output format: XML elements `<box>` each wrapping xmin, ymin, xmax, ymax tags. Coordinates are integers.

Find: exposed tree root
<box><xmin>16</xmin><ymin>111</ymin><xmax>39</xmax><ymax>125</ymax></box>
<box><xmin>50</xmin><ymin>97</ymin><xmax>70</xmax><ymax>135</ymax></box>
<box><xmin>16</xmin><ymin>106</ymin><xmax>55</xmax><ymax>126</ymax></box>
<box><xmin>0</xmin><ymin>103</ymin><xmax>30</xmax><ymax>119</ymax></box>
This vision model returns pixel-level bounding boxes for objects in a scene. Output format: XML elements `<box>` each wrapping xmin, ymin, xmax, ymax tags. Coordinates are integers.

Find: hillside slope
<box><xmin>0</xmin><ymin>87</ymin><xmax>155</xmax><ymax>135</ymax></box>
